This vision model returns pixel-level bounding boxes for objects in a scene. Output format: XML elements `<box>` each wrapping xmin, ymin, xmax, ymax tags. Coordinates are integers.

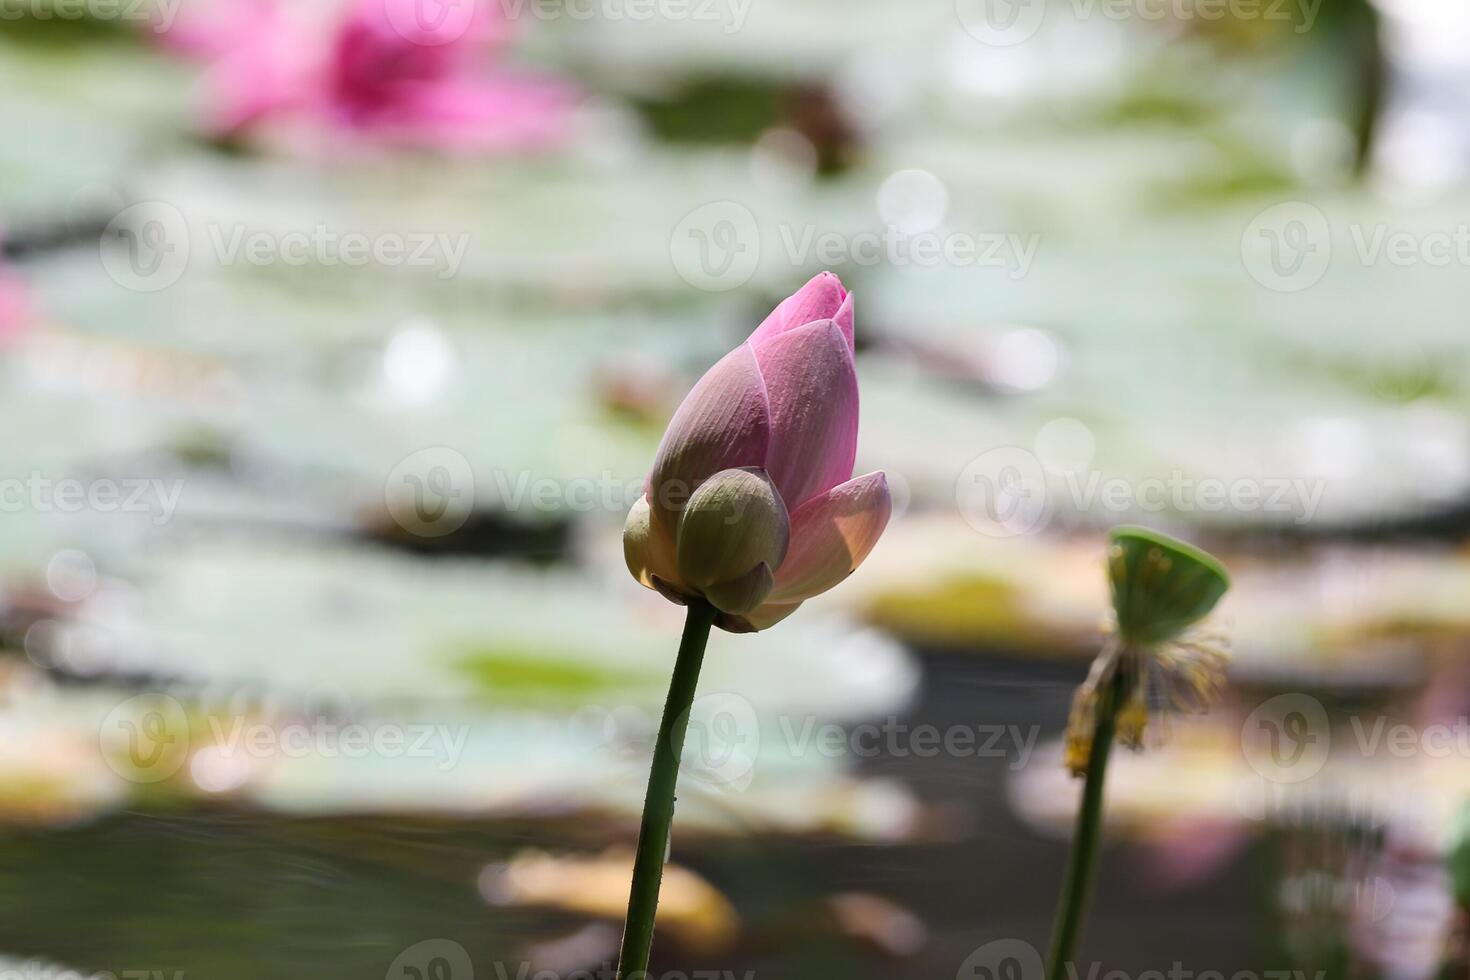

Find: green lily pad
<box><xmin>453</xmin><ymin>648</ymin><xmax>656</xmax><ymax>703</ymax></box>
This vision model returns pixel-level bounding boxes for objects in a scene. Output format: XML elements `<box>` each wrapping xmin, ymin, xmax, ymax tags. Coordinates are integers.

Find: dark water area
<box><xmin>0</xmin><ymin>650</ymin><xmax>1263</xmax><ymax>980</ymax></box>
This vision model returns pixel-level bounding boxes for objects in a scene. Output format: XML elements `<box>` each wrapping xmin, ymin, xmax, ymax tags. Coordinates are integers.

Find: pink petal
<box><xmin>372</xmin><ymin>76</ymin><xmax>575</xmax><ymax>151</ymax></box>
<box><xmin>770</xmin><ymin>472</ymin><xmax>890</xmax><ymax>604</ymax></box>
<box><xmin>748</xmin><ymin>272</ymin><xmax>848</xmax><ymax>349</ymax></box>
<box><xmin>197</xmin><ymin>4</ymin><xmax>316</xmax><ymax>136</ymax></box>
<box><xmin>752</xmin><ymin>319</ymin><xmax>859</xmax><ymax>509</ymax></box>
<box><xmin>832</xmin><ymin>291</ymin><xmax>854</xmax><ymax>350</ymax></box>
<box><xmin>153</xmin><ymin>0</ymin><xmax>281</xmax><ymax>59</ymax></box>
<box><xmin>715</xmin><ymin>600</ymin><xmax>803</xmax><ymax>634</ymax></box>
<box><xmin>646</xmin><ymin>343</ymin><xmax>771</xmax><ymax>533</ymax></box>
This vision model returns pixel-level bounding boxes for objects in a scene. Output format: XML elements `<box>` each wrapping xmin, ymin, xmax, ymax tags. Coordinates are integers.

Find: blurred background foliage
<box><xmin>2</xmin><ymin>0</ymin><xmax>1470</xmax><ymax>976</ymax></box>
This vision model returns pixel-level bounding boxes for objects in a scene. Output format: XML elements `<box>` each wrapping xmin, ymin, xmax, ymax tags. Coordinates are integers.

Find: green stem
<box><xmin>1046</xmin><ymin>666</ymin><xmax>1128</xmax><ymax>980</ymax></box>
<box><xmin>616</xmin><ymin>599</ymin><xmax>718</xmax><ymax>980</ymax></box>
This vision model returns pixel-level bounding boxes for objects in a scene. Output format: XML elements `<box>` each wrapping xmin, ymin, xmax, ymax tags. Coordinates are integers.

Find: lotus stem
<box><xmin>1046</xmin><ymin>665</ymin><xmax>1128</xmax><ymax>980</ymax></box>
<box><xmin>616</xmin><ymin>599</ymin><xmax>718</xmax><ymax>980</ymax></box>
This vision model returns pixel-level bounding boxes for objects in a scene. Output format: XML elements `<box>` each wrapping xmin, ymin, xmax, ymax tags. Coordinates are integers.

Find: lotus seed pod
<box><xmin>1107</xmin><ymin>526</ymin><xmax>1229</xmax><ymax>648</ymax></box>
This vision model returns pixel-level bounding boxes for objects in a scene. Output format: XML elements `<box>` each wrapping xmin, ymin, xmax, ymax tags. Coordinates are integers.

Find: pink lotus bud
<box><xmin>624</xmin><ymin>272</ymin><xmax>890</xmax><ymax>632</ymax></box>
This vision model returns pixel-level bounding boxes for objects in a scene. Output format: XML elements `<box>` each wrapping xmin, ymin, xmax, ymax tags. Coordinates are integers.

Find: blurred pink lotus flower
<box><xmin>624</xmin><ymin>272</ymin><xmax>891</xmax><ymax>633</ymax></box>
<box><xmin>0</xmin><ymin>246</ymin><xmax>33</xmax><ymax>344</ymax></box>
<box><xmin>161</xmin><ymin>0</ymin><xmax>574</xmax><ymax>152</ymax></box>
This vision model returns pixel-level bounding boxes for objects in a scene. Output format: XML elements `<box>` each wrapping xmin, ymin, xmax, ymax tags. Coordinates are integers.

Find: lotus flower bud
<box><xmin>623</xmin><ymin>272</ymin><xmax>891</xmax><ymax>631</ymax></box>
